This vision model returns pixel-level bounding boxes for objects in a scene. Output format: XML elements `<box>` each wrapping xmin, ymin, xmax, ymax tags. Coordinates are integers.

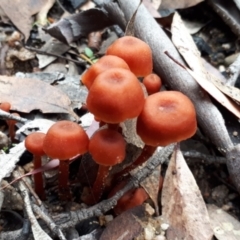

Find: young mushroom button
<box><xmin>43</xmin><ymin>121</ymin><xmax>89</xmax><ymax>201</ymax></box>
<box><xmin>87</xmin><ymin>68</ymin><xmax>145</xmax><ymax>123</ymax></box>
<box><xmin>106</xmin><ymin>36</ymin><xmax>153</xmax><ymax>77</ymax></box>
<box><xmin>137</xmin><ymin>91</ymin><xmax>197</xmax><ymax>146</ymax></box>
<box><xmin>143</xmin><ymin>73</ymin><xmax>162</xmax><ymax>95</ymax></box>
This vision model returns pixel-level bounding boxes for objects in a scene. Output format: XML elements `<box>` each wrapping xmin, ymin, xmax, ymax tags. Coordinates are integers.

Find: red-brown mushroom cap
<box><xmin>25</xmin><ymin>132</ymin><xmax>46</xmax><ymax>156</ymax></box>
<box><xmin>81</xmin><ymin>55</ymin><xmax>130</xmax><ymax>90</ymax></box>
<box><xmin>143</xmin><ymin>73</ymin><xmax>162</xmax><ymax>95</ymax></box>
<box><xmin>87</xmin><ymin>68</ymin><xmax>145</xmax><ymax>123</ymax></box>
<box><xmin>89</xmin><ymin>129</ymin><xmax>126</xmax><ymax>166</ymax></box>
<box><xmin>137</xmin><ymin>91</ymin><xmax>197</xmax><ymax>146</ymax></box>
<box><xmin>0</xmin><ymin>102</ymin><xmax>11</xmax><ymax>112</ymax></box>
<box><xmin>43</xmin><ymin>121</ymin><xmax>89</xmax><ymax>160</ymax></box>
<box><xmin>108</xmin><ymin>181</ymin><xmax>149</xmax><ymax>215</ymax></box>
<box><xmin>106</xmin><ymin>36</ymin><xmax>153</xmax><ymax>77</ymax></box>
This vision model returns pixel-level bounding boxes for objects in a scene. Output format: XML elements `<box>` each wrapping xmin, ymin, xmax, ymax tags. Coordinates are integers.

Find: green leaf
<box><xmin>84</xmin><ymin>47</ymin><xmax>94</xmax><ymax>58</ymax></box>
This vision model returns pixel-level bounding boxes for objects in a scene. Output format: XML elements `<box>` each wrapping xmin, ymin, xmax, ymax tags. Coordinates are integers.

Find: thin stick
<box><xmin>25</xmin><ymin>46</ymin><xmax>86</xmax><ymax>66</ymax></box>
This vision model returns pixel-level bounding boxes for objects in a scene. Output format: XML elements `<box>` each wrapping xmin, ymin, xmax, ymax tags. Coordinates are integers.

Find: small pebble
<box><xmin>161</xmin><ymin>223</ymin><xmax>169</xmax><ymax>231</ymax></box>
<box><xmin>233</xmin><ymin>131</ymin><xmax>238</xmax><ymax>137</ymax></box>
<box><xmin>144</xmin><ymin>224</ymin><xmax>155</xmax><ymax>240</ymax></box>
<box><xmin>154</xmin><ymin>235</ymin><xmax>166</xmax><ymax>240</ymax></box>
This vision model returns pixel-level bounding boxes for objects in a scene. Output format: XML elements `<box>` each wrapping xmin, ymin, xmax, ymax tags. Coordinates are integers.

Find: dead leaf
<box><xmin>162</xmin><ymin>146</ymin><xmax>213</xmax><ymax>240</ymax></box>
<box><xmin>99</xmin><ymin>205</ymin><xmax>146</xmax><ymax>240</ymax></box>
<box><xmin>207</xmin><ymin>204</ymin><xmax>240</xmax><ymax>240</ymax></box>
<box><xmin>160</xmin><ymin>0</ymin><xmax>204</xmax><ymax>9</ymax></box>
<box><xmin>0</xmin><ymin>75</ymin><xmax>73</xmax><ymax>115</ymax></box>
<box><xmin>140</xmin><ymin>164</ymin><xmax>161</xmax><ymax>215</ymax></box>
<box><xmin>0</xmin><ymin>0</ymin><xmax>49</xmax><ymax>40</ymax></box>
<box><xmin>44</xmin><ymin>9</ymin><xmax>114</xmax><ymax>44</ymax></box>
<box><xmin>171</xmin><ymin>12</ymin><xmax>240</xmax><ymax>119</ymax></box>
<box><xmin>37</xmin><ymin>38</ymin><xmax>70</xmax><ymax>69</ymax></box>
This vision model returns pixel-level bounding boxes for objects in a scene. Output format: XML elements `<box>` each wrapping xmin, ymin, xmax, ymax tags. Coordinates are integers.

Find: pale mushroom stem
<box><xmin>33</xmin><ymin>155</ymin><xmax>46</xmax><ymax>200</ymax></box>
<box><xmin>58</xmin><ymin>160</ymin><xmax>72</xmax><ymax>201</ymax></box>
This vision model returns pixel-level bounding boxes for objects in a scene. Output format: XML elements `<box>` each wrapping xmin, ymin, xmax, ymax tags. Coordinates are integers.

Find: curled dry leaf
<box><xmin>207</xmin><ymin>204</ymin><xmax>240</xmax><ymax>240</ymax></box>
<box><xmin>171</xmin><ymin>12</ymin><xmax>240</xmax><ymax>119</ymax></box>
<box><xmin>0</xmin><ymin>76</ymin><xmax>73</xmax><ymax>115</ymax></box>
<box><xmin>44</xmin><ymin>9</ymin><xmax>114</xmax><ymax>45</ymax></box>
<box><xmin>161</xmin><ymin>146</ymin><xmax>213</xmax><ymax>240</ymax></box>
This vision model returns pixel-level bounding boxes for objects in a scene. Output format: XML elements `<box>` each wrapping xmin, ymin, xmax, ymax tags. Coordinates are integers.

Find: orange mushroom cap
<box><xmin>137</xmin><ymin>91</ymin><xmax>197</xmax><ymax>146</ymax></box>
<box><xmin>0</xmin><ymin>102</ymin><xmax>11</xmax><ymax>112</ymax></box>
<box><xmin>89</xmin><ymin>128</ymin><xmax>126</xmax><ymax>166</ymax></box>
<box><xmin>25</xmin><ymin>132</ymin><xmax>46</xmax><ymax>156</ymax></box>
<box><xmin>81</xmin><ymin>55</ymin><xmax>130</xmax><ymax>90</ymax></box>
<box><xmin>106</xmin><ymin>36</ymin><xmax>153</xmax><ymax>77</ymax></box>
<box><xmin>108</xmin><ymin>181</ymin><xmax>149</xmax><ymax>215</ymax></box>
<box><xmin>43</xmin><ymin>121</ymin><xmax>89</xmax><ymax>160</ymax></box>
<box><xmin>143</xmin><ymin>73</ymin><xmax>162</xmax><ymax>95</ymax></box>
<box><xmin>87</xmin><ymin>68</ymin><xmax>145</xmax><ymax>123</ymax></box>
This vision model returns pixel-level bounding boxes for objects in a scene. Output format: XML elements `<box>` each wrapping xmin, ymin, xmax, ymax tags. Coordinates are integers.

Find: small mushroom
<box><xmin>118</xmin><ymin>91</ymin><xmax>197</xmax><ymax>175</ymax></box>
<box><xmin>25</xmin><ymin>132</ymin><xmax>46</xmax><ymax>200</ymax></box>
<box><xmin>142</xmin><ymin>73</ymin><xmax>162</xmax><ymax>95</ymax></box>
<box><xmin>87</xmin><ymin>68</ymin><xmax>145</xmax><ymax>123</ymax></box>
<box><xmin>109</xmin><ymin>181</ymin><xmax>149</xmax><ymax>215</ymax></box>
<box><xmin>137</xmin><ymin>91</ymin><xmax>197</xmax><ymax>146</ymax></box>
<box><xmin>86</xmin><ymin>128</ymin><xmax>126</xmax><ymax>204</ymax></box>
<box><xmin>43</xmin><ymin>121</ymin><xmax>89</xmax><ymax>201</ymax></box>
<box><xmin>106</xmin><ymin>36</ymin><xmax>153</xmax><ymax>77</ymax></box>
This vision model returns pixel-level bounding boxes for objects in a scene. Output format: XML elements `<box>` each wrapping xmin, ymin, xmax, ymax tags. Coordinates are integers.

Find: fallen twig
<box><xmin>0</xmin><ymin>109</ymin><xmax>28</xmax><ymax>123</ymax></box>
<box><xmin>32</xmin><ymin>204</ymin><xmax>67</xmax><ymax>240</ymax></box>
<box><xmin>13</xmin><ymin>170</ymin><xmax>53</xmax><ymax>240</ymax></box>
<box><xmin>25</xmin><ymin>46</ymin><xmax>86</xmax><ymax>66</ymax></box>
<box><xmin>183</xmin><ymin>150</ymin><xmax>226</xmax><ymax>164</ymax></box>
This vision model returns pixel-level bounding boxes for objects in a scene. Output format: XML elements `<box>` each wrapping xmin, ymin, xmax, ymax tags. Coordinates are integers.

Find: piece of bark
<box><xmin>103</xmin><ymin>0</ymin><xmax>240</xmax><ymax>193</ymax></box>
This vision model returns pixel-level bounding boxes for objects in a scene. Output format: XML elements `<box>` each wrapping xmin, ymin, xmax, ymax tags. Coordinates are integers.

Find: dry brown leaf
<box><xmin>162</xmin><ymin>146</ymin><xmax>213</xmax><ymax>240</ymax></box>
<box><xmin>171</xmin><ymin>12</ymin><xmax>240</xmax><ymax>119</ymax></box>
<box><xmin>0</xmin><ymin>0</ymin><xmax>49</xmax><ymax>40</ymax></box>
<box><xmin>160</xmin><ymin>0</ymin><xmax>204</xmax><ymax>9</ymax></box>
<box><xmin>207</xmin><ymin>204</ymin><xmax>240</xmax><ymax>240</ymax></box>
<box><xmin>99</xmin><ymin>205</ymin><xmax>146</xmax><ymax>240</ymax></box>
<box><xmin>0</xmin><ymin>75</ymin><xmax>73</xmax><ymax>115</ymax></box>
<box><xmin>140</xmin><ymin>164</ymin><xmax>161</xmax><ymax>215</ymax></box>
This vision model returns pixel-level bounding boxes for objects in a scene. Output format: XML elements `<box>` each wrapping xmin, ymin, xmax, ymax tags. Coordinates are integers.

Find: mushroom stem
<box><xmin>117</xmin><ymin>145</ymin><xmax>157</xmax><ymax>177</ymax></box>
<box><xmin>7</xmin><ymin>113</ymin><xmax>19</xmax><ymax>142</ymax></box>
<box><xmin>33</xmin><ymin>155</ymin><xmax>46</xmax><ymax>200</ymax></box>
<box><xmin>87</xmin><ymin>165</ymin><xmax>111</xmax><ymax>205</ymax></box>
<box><xmin>58</xmin><ymin>160</ymin><xmax>72</xmax><ymax>201</ymax></box>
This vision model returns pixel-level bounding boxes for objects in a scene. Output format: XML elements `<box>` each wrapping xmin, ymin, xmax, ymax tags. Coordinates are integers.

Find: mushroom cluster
<box><xmin>81</xmin><ymin>35</ymin><xmax>198</xmax><ymax>204</ymax></box>
<box><xmin>18</xmin><ymin>36</ymin><xmax>197</xmax><ymax>206</ymax></box>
